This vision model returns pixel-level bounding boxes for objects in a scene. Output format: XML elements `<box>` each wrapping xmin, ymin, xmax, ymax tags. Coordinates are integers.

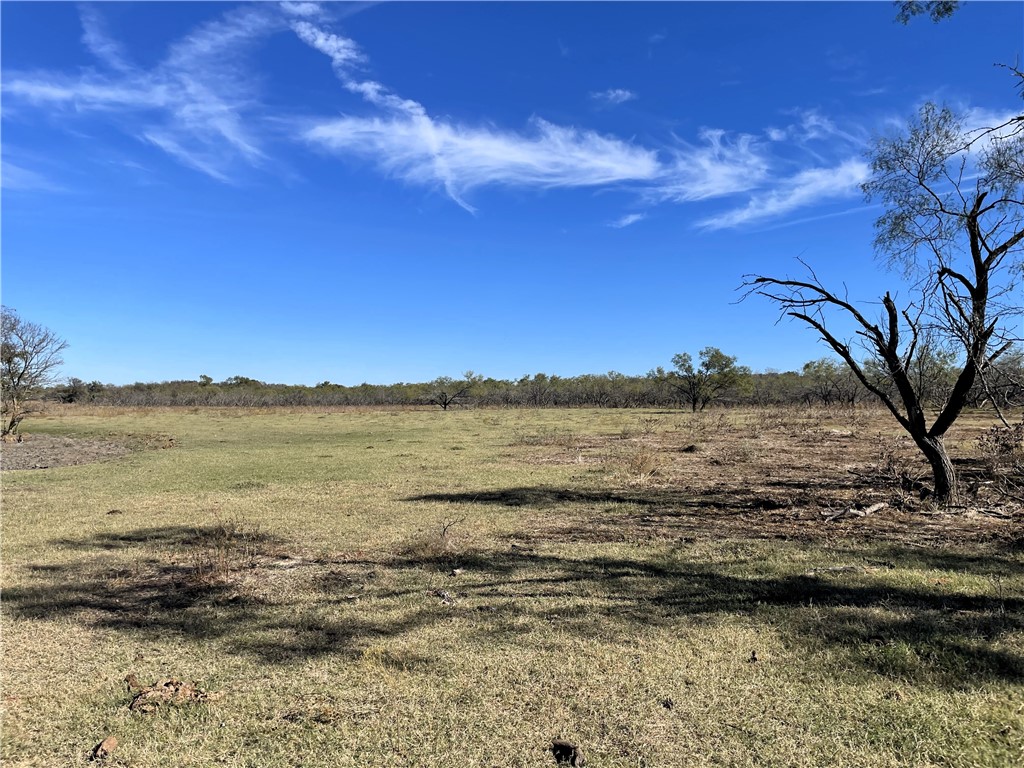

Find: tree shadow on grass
<box><xmin>3</xmin><ymin>515</ymin><xmax>1022</xmax><ymax>686</ymax></box>
<box><xmin>390</xmin><ymin>545</ymin><xmax>1024</xmax><ymax>688</ymax></box>
<box><xmin>406</xmin><ymin>484</ymin><xmax>1020</xmax><ymax>548</ymax></box>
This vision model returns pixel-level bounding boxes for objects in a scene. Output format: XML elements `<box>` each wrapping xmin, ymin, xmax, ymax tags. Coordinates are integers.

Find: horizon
<box><xmin>3</xmin><ymin>1</ymin><xmax>1021</xmax><ymax>387</ymax></box>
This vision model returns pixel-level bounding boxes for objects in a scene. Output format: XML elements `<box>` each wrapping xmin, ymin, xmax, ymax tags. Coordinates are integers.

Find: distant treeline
<box><xmin>49</xmin><ymin>351</ymin><xmax>1024</xmax><ymax>411</ymax></box>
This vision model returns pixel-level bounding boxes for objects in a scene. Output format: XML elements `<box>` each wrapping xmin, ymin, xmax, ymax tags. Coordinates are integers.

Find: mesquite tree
<box><xmin>746</xmin><ymin>90</ymin><xmax>1023</xmax><ymax>504</ymax></box>
<box><xmin>428</xmin><ymin>371</ymin><xmax>482</xmax><ymax>411</ymax></box>
<box><xmin>670</xmin><ymin>347</ymin><xmax>750</xmax><ymax>412</ymax></box>
<box><xmin>1</xmin><ymin>307</ymin><xmax>68</xmax><ymax>436</ymax></box>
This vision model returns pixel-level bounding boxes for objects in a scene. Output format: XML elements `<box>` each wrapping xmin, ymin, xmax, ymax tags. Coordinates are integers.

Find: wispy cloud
<box><xmin>1</xmin><ymin>161</ymin><xmax>66</xmax><ymax>192</ymax></box>
<box><xmin>655</xmin><ymin>129</ymin><xmax>769</xmax><ymax>203</ymax></box>
<box><xmin>590</xmin><ymin>88</ymin><xmax>637</xmax><ymax>106</ymax></box>
<box><xmin>698</xmin><ymin>158</ymin><xmax>870</xmax><ymax>230</ymax></box>
<box><xmin>280</xmin><ymin>2</ymin><xmax>324</xmax><ymax>19</ymax></box>
<box><xmin>5</xmin><ymin>5</ymin><xmax>984</xmax><ymax>231</ymax></box>
<box><xmin>4</xmin><ymin>4</ymin><xmax>279</xmax><ymax>181</ymax></box>
<box><xmin>142</xmin><ymin>131</ymin><xmax>233</xmax><ymax>183</ymax></box>
<box><xmin>290</xmin><ymin>19</ymin><xmax>364</xmax><ymax>70</ymax></box>
<box><xmin>79</xmin><ymin>4</ymin><xmax>132</xmax><ymax>73</ymax></box>
<box><xmin>795</xmin><ymin>109</ymin><xmax>865</xmax><ymax>147</ymax></box>
<box><xmin>292</xmin><ymin>16</ymin><xmax>876</xmax><ymax>224</ymax></box>
<box><xmin>306</xmin><ymin>116</ymin><xmax>661</xmax><ymax>213</ymax></box>
<box><xmin>608</xmin><ymin>213</ymin><xmax>646</xmax><ymax>228</ymax></box>
<box><xmin>293</xmin><ymin>20</ymin><xmax>658</xmax><ymax>211</ymax></box>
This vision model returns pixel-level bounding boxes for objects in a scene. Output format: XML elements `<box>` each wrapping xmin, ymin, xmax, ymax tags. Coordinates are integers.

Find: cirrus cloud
<box><xmin>590</xmin><ymin>88</ymin><xmax>637</xmax><ymax>106</ymax></box>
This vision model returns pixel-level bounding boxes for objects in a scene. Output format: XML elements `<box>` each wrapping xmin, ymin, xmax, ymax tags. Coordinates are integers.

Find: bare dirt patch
<box><xmin>0</xmin><ymin>435</ymin><xmax>133</xmax><ymax>471</ymax></box>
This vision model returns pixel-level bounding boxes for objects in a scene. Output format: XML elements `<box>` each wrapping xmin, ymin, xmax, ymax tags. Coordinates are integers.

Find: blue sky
<box><xmin>2</xmin><ymin>1</ymin><xmax>1021</xmax><ymax>386</ymax></box>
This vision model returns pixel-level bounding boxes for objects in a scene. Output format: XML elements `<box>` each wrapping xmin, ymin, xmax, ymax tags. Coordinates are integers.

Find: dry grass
<box><xmin>1</xmin><ymin>406</ymin><xmax>1022</xmax><ymax>767</ymax></box>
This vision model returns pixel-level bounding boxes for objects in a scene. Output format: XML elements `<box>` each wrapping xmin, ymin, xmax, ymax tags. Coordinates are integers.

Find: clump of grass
<box><xmin>187</xmin><ymin>517</ymin><xmax>264</xmax><ymax>582</ymax></box>
<box><xmin>398</xmin><ymin>517</ymin><xmax>466</xmax><ymax>566</ymax></box>
<box><xmin>616</xmin><ymin>445</ymin><xmax>663</xmax><ymax>484</ymax></box>
<box><xmin>637</xmin><ymin>415</ymin><xmax>663</xmax><ymax>436</ymax></box>
<box><xmin>710</xmin><ymin>441</ymin><xmax>759</xmax><ymax>466</ymax></box>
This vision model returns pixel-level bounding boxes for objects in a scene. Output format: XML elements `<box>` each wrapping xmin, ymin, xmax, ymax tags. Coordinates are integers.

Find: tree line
<box><xmin>45</xmin><ymin>347</ymin><xmax>1024</xmax><ymax>412</ymax></box>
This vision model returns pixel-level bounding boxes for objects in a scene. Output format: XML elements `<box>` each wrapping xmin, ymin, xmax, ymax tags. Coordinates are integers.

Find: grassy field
<box><xmin>1</xmin><ymin>406</ymin><xmax>1021</xmax><ymax>767</ymax></box>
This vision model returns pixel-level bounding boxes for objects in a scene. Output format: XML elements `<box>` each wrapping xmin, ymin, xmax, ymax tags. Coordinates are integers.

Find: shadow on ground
<box><xmin>407</xmin><ymin>483</ymin><xmax>1021</xmax><ymax>548</ymax></box>
<box><xmin>3</xmin><ymin>498</ymin><xmax>1022</xmax><ymax>687</ymax></box>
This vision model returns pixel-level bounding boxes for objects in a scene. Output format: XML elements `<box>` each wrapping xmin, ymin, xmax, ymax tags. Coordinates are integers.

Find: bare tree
<box><xmin>1</xmin><ymin>307</ymin><xmax>69</xmax><ymax>437</ymax></box>
<box><xmin>745</xmin><ymin>89</ymin><xmax>1023</xmax><ymax>504</ymax></box>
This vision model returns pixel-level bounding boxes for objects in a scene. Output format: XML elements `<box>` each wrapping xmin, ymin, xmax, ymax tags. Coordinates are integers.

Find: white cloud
<box><xmin>591</xmin><ymin>88</ymin><xmax>637</xmax><ymax>105</ymax></box>
<box><xmin>655</xmin><ymin>129</ymin><xmax>769</xmax><ymax>203</ymax></box>
<box><xmin>280</xmin><ymin>2</ymin><xmax>323</xmax><ymax>18</ymax></box>
<box><xmin>608</xmin><ymin>213</ymin><xmax>646</xmax><ymax>228</ymax></box>
<box><xmin>79</xmin><ymin>5</ymin><xmax>132</xmax><ymax>73</ymax></box>
<box><xmin>6</xmin><ymin>6</ymin><xmax>969</xmax><ymax>231</ymax></box>
<box><xmin>290</xmin><ymin>20</ymin><xmax>363</xmax><ymax>70</ymax></box>
<box><xmin>293</xmin><ymin>20</ymin><xmax>658</xmax><ymax>211</ymax></box>
<box><xmin>142</xmin><ymin>131</ymin><xmax>233</xmax><ymax>183</ymax></box>
<box><xmin>306</xmin><ymin>115</ymin><xmax>661</xmax><ymax>212</ymax></box>
<box><xmin>4</xmin><ymin>5</ymin><xmax>279</xmax><ymax>181</ymax></box>
<box><xmin>794</xmin><ymin>109</ymin><xmax>865</xmax><ymax>147</ymax></box>
<box><xmin>963</xmin><ymin>107</ymin><xmax>1021</xmax><ymax>143</ymax></box>
<box><xmin>1</xmin><ymin>162</ymin><xmax>65</xmax><ymax>191</ymax></box>
<box><xmin>291</xmin><ymin>17</ymin><xmax>871</xmax><ymax>225</ymax></box>
<box><xmin>698</xmin><ymin>158</ymin><xmax>870</xmax><ymax>230</ymax></box>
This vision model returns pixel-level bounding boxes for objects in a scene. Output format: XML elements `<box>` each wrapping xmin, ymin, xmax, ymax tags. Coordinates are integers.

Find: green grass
<box><xmin>2</xmin><ymin>407</ymin><xmax>1022</xmax><ymax>767</ymax></box>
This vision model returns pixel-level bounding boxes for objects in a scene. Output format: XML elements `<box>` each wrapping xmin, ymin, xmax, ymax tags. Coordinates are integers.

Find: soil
<box><xmin>0</xmin><ymin>435</ymin><xmax>133</xmax><ymax>471</ymax></box>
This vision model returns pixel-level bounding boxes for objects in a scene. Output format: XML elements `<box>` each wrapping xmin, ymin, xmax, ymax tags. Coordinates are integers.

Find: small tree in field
<box><xmin>670</xmin><ymin>347</ymin><xmax>749</xmax><ymax>412</ymax></box>
<box><xmin>747</xmin><ymin>84</ymin><xmax>1023</xmax><ymax>504</ymax></box>
<box><xmin>1</xmin><ymin>307</ymin><xmax>68</xmax><ymax>437</ymax></box>
<box><xmin>429</xmin><ymin>371</ymin><xmax>482</xmax><ymax>411</ymax></box>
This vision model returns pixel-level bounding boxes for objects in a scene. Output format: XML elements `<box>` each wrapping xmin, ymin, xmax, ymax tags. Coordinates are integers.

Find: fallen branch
<box><xmin>820</xmin><ymin>502</ymin><xmax>886</xmax><ymax>522</ymax></box>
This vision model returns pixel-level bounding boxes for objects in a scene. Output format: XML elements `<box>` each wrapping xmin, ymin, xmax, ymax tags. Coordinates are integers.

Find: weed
<box><xmin>187</xmin><ymin>517</ymin><xmax>263</xmax><ymax>582</ymax></box>
<box><xmin>621</xmin><ymin>445</ymin><xmax>662</xmax><ymax>484</ymax></box>
<box><xmin>398</xmin><ymin>516</ymin><xmax>467</xmax><ymax>566</ymax></box>
<box><xmin>977</xmin><ymin>420</ymin><xmax>1024</xmax><ymax>501</ymax></box>
<box><xmin>709</xmin><ymin>441</ymin><xmax>758</xmax><ymax>466</ymax></box>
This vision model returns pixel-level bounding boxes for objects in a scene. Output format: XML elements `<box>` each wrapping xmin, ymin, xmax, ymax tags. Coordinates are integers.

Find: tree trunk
<box><xmin>915</xmin><ymin>434</ymin><xmax>959</xmax><ymax>504</ymax></box>
<box><xmin>2</xmin><ymin>399</ymin><xmax>21</xmax><ymax>436</ymax></box>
